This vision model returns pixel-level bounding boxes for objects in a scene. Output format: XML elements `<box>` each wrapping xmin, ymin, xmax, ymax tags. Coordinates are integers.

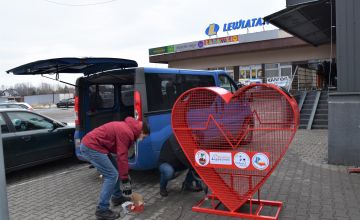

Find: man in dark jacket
<box><xmin>158</xmin><ymin>134</ymin><xmax>202</xmax><ymax>197</ymax></box>
<box><xmin>80</xmin><ymin>117</ymin><xmax>149</xmax><ymax>220</ymax></box>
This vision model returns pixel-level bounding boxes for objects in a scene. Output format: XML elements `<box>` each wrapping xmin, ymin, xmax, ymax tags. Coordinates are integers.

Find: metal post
<box><xmin>0</xmin><ymin>128</ymin><xmax>9</xmax><ymax>220</ymax></box>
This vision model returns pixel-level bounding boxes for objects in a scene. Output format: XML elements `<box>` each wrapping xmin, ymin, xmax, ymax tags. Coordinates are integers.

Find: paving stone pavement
<box><xmin>6</xmin><ymin>130</ymin><xmax>360</xmax><ymax>220</ymax></box>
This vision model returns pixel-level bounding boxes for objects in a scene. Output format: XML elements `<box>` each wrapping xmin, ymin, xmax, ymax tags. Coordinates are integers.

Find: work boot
<box><xmin>111</xmin><ymin>196</ymin><xmax>131</xmax><ymax>206</ymax></box>
<box><xmin>160</xmin><ymin>188</ymin><xmax>168</xmax><ymax>197</ymax></box>
<box><xmin>95</xmin><ymin>208</ymin><xmax>120</xmax><ymax>220</ymax></box>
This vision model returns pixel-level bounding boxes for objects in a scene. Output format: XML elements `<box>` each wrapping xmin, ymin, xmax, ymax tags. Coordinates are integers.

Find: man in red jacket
<box><xmin>80</xmin><ymin>117</ymin><xmax>149</xmax><ymax>220</ymax></box>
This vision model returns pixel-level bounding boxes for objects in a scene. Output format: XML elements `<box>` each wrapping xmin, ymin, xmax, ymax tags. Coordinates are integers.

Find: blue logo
<box><xmin>205</xmin><ymin>23</ymin><xmax>219</xmax><ymax>36</ymax></box>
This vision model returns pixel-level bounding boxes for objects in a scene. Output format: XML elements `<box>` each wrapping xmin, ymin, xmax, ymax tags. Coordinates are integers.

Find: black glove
<box><xmin>121</xmin><ymin>179</ymin><xmax>132</xmax><ymax>196</ymax></box>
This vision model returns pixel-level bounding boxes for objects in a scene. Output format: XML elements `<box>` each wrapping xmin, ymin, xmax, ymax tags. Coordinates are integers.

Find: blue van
<box><xmin>7</xmin><ymin>57</ymin><xmax>240</xmax><ymax>170</ymax></box>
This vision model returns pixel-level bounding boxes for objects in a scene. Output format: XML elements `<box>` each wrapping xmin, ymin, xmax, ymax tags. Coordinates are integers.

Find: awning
<box><xmin>6</xmin><ymin>57</ymin><xmax>138</xmax><ymax>76</ymax></box>
<box><xmin>264</xmin><ymin>0</ymin><xmax>335</xmax><ymax>46</ymax></box>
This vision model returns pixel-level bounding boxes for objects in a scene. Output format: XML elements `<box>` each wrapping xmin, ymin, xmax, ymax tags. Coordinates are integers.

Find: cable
<box><xmin>43</xmin><ymin>0</ymin><xmax>118</xmax><ymax>7</ymax></box>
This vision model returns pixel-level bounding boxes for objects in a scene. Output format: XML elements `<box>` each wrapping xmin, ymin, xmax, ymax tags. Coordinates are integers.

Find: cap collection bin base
<box><xmin>192</xmin><ymin>193</ymin><xmax>282</xmax><ymax>220</ymax></box>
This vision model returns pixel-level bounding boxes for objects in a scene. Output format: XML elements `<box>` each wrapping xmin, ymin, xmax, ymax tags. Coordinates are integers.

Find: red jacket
<box><xmin>82</xmin><ymin>117</ymin><xmax>142</xmax><ymax>180</ymax></box>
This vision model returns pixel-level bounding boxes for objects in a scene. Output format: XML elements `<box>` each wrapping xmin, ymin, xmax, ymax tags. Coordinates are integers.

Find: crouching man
<box><xmin>80</xmin><ymin>117</ymin><xmax>149</xmax><ymax>220</ymax></box>
<box><xmin>158</xmin><ymin>134</ymin><xmax>202</xmax><ymax>197</ymax></box>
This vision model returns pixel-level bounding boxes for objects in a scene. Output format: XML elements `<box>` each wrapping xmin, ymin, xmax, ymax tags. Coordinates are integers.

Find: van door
<box><xmin>81</xmin><ymin>71</ymin><xmax>135</xmax><ymax>133</ymax></box>
<box><xmin>136</xmin><ymin>71</ymin><xmax>216</xmax><ymax>169</ymax></box>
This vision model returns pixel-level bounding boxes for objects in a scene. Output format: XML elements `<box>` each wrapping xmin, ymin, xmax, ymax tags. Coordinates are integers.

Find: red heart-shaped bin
<box><xmin>172</xmin><ymin>84</ymin><xmax>299</xmax><ymax>212</ymax></box>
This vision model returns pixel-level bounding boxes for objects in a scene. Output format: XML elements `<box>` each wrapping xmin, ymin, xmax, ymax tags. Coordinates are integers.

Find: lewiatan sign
<box><xmin>205</xmin><ymin>17</ymin><xmax>270</xmax><ymax>37</ymax></box>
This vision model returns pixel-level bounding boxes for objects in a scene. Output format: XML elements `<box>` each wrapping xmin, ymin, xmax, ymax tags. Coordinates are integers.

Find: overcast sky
<box><xmin>0</xmin><ymin>0</ymin><xmax>285</xmax><ymax>87</ymax></box>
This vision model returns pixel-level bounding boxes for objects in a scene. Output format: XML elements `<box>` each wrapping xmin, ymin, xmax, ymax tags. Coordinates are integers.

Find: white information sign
<box><xmin>266</xmin><ymin>76</ymin><xmax>290</xmax><ymax>88</ymax></box>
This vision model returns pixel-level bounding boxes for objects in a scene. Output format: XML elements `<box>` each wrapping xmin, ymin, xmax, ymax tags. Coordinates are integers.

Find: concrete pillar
<box><xmin>328</xmin><ymin>0</ymin><xmax>360</xmax><ymax>165</ymax></box>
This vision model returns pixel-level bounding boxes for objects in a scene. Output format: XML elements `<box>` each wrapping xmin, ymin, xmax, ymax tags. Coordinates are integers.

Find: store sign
<box><xmin>205</xmin><ymin>23</ymin><xmax>220</xmax><ymax>36</ymax></box>
<box><xmin>149</xmin><ymin>45</ymin><xmax>175</xmax><ymax>56</ymax></box>
<box><xmin>198</xmin><ymin>35</ymin><xmax>239</xmax><ymax>48</ymax></box>
<box><xmin>150</xmin><ymin>35</ymin><xmax>239</xmax><ymax>56</ymax></box>
<box><xmin>266</xmin><ymin>76</ymin><xmax>290</xmax><ymax>88</ymax></box>
<box><xmin>175</xmin><ymin>42</ymin><xmax>199</xmax><ymax>52</ymax></box>
<box><xmin>205</xmin><ymin>17</ymin><xmax>270</xmax><ymax>36</ymax></box>
<box><xmin>239</xmin><ymin>78</ymin><xmax>263</xmax><ymax>86</ymax></box>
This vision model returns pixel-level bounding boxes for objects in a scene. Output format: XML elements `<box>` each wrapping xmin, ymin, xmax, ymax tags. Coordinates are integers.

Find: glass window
<box><xmin>7</xmin><ymin>112</ymin><xmax>54</xmax><ymax>132</ymax></box>
<box><xmin>182</xmin><ymin>74</ymin><xmax>215</xmax><ymax>89</ymax></box>
<box><xmin>251</xmin><ymin>68</ymin><xmax>257</xmax><ymax>78</ymax></box>
<box><xmin>280</xmin><ymin>63</ymin><xmax>292</xmax><ymax>77</ymax></box>
<box><xmin>0</xmin><ymin>114</ymin><xmax>9</xmax><ymax>134</ymax></box>
<box><xmin>89</xmin><ymin>84</ymin><xmax>115</xmax><ymax>110</ymax></box>
<box><xmin>225</xmin><ymin>66</ymin><xmax>234</xmax><ymax>79</ymax></box>
<box><xmin>145</xmin><ymin>73</ymin><xmax>215</xmax><ymax>112</ymax></box>
<box><xmin>281</xmin><ymin>67</ymin><xmax>292</xmax><ymax>77</ymax></box>
<box><xmin>121</xmin><ymin>85</ymin><xmax>134</xmax><ymax>107</ymax></box>
<box><xmin>265</xmin><ymin>63</ymin><xmax>293</xmax><ymax>78</ymax></box>
<box><xmin>265</xmin><ymin>63</ymin><xmax>279</xmax><ymax>69</ymax></box>
<box><xmin>265</xmin><ymin>69</ymin><xmax>279</xmax><ymax>77</ymax></box>
<box><xmin>218</xmin><ymin>75</ymin><xmax>237</xmax><ymax>93</ymax></box>
<box><xmin>240</xmin><ymin>66</ymin><xmax>251</xmax><ymax>79</ymax></box>
<box><xmin>265</xmin><ymin>63</ymin><xmax>280</xmax><ymax>78</ymax></box>
<box><xmin>145</xmin><ymin>73</ymin><xmax>177</xmax><ymax>112</ymax></box>
<box><xmin>98</xmin><ymin>85</ymin><xmax>114</xmax><ymax>108</ymax></box>
<box><xmin>8</xmin><ymin>104</ymin><xmax>25</xmax><ymax>109</ymax></box>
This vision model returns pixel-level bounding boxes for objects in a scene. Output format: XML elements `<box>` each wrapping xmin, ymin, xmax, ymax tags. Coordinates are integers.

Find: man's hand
<box><xmin>121</xmin><ymin>179</ymin><xmax>132</xmax><ymax>195</ymax></box>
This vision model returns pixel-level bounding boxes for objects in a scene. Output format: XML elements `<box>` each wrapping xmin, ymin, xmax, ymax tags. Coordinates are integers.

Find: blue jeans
<box><xmin>80</xmin><ymin>144</ymin><xmax>123</xmax><ymax>210</ymax></box>
<box><xmin>159</xmin><ymin>162</ymin><xmax>200</xmax><ymax>189</ymax></box>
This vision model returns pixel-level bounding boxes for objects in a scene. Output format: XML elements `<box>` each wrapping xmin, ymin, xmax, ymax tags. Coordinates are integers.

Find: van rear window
<box><xmin>121</xmin><ymin>85</ymin><xmax>134</xmax><ymax>107</ymax></box>
<box><xmin>89</xmin><ymin>84</ymin><xmax>115</xmax><ymax>110</ymax></box>
<box><xmin>145</xmin><ymin>73</ymin><xmax>215</xmax><ymax>112</ymax></box>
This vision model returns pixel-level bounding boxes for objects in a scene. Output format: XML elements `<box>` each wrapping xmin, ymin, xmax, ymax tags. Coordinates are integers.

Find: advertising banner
<box><xmin>194</xmin><ymin>149</ymin><xmax>270</xmax><ymax>171</ymax></box>
<box><xmin>149</xmin><ymin>45</ymin><xmax>175</xmax><ymax>56</ymax></box>
<box><xmin>266</xmin><ymin>76</ymin><xmax>290</xmax><ymax>88</ymax></box>
<box><xmin>198</xmin><ymin>35</ymin><xmax>239</xmax><ymax>48</ymax></box>
<box><xmin>175</xmin><ymin>42</ymin><xmax>199</xmax><ymax>52</ymax></box>
<box><xmin>239</xmin><ymin>78</ymin><xmax>263</xmax><ymax>86</ymax></box>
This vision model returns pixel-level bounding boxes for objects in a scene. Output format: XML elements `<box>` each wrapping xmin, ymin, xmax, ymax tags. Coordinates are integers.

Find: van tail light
<box><xmin>74</xmin><ymin>96</ymin><xmax>80</xmax><ymax>125</ymax></box>
<box><xmin>134</xmin><ymin>90</ymin><xmax>142</xmax><ymax>121</ymax></box>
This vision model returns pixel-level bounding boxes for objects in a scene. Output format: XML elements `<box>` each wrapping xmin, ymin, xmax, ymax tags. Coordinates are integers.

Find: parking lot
<box><xmin>34</xmin><ymin>107</ymin><xmax>76</xmax><ymax>125</ymax></box>
<box><xmin>4</xmin><ymin>108</ymin><xmax>360</xmax><ymax>220</ymax></box>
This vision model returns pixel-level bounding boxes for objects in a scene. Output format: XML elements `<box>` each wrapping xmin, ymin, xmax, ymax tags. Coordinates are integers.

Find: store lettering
<box><xmin>223</xmin><ymin>17</ymin><xmax>269</xmax><ymax>32</ymax></box>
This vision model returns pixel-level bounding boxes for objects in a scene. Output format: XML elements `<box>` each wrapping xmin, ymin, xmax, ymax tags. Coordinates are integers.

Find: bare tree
<box><xmin>2</xmin><ymin>82</ymin><xmax>74</xmax><ymax>96</ymax></box>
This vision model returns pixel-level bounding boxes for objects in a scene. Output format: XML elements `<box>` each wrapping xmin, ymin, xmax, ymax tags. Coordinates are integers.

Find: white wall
<box><xmin>24</xmin><ymin>93</ymin><xmax>73</xmax><ymax>105</ymax></box>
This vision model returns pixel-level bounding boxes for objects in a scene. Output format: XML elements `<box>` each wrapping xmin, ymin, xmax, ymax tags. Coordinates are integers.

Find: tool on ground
<box><xmin>121</xmin><ymin>192</ymin><xmax>144</xmax><ymax>214</ymax></box>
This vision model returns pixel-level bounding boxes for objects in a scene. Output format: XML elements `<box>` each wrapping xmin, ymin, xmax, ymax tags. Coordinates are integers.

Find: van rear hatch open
<box><xmin>8</xmin><ymin>57</ymin><xmax>139</xmax><ymax>162</ymax></box>
<box><xmin>6</xmin><ymin>57</ymin><xmax>138</xmax><ymax>76</ymax></box>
